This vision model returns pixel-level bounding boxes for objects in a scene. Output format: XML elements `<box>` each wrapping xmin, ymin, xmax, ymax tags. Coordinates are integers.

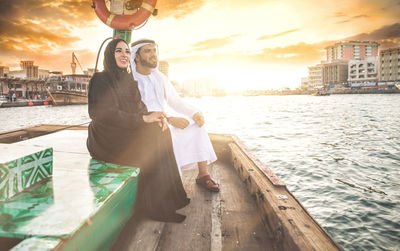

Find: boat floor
<box><xmin>111</xmin><ymin>160</ymin><xmax>279</xmax><ymax>251</ymax></box>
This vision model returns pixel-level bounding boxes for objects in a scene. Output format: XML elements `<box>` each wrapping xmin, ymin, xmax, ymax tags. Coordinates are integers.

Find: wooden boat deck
<box><xmin>111</xmin><ymin>161</ymin><xmax>278</xmax><ymax>251</ymax></box>
<box><xmin>0</xmin><ymin>125</ymin><xmax>341</xmax><ymax>250</ymax></box>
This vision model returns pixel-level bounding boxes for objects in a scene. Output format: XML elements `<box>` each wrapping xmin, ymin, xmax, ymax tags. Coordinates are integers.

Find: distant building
<box><xmin>8</xmin><ymin>61</ymin><xmax>48</xmax><ymax>80</ymax></box>
<box><xmin>182</xmin><ymin>77</ymin><xmax>217</xmax><ymax>97</ymax></box>
<box><xmin>39</xmin><ymin>69</ymin><xmax>50</xmax><ymax>80</ymax></box>
<box><xmin>0</xmin><ymin>66</ymin><xmax>9</xmax><ymax>77</ymax></box>
<box><xmin>322</xmin><ymin>60</ymin><xmax>348</xmax><ymax>86</ymax></box>
<box><xmin>348</xmin><ymin>57</ymin><xmax>378</xmax><ymax>83</ymax></box>
<box><xmin>301</xmin><ymin>77</ymin><xmax>309</xmax><ymax>90</ymax></box>
<box><xmin>326</xmin><ymin>41</ymin><xmax>379</xmax><ymax>62</ymax></box>
<box><xmin>84</xmin><ymin>68</ymin><xmax>96</xmax><ymax>76</ymax></box>
<box><xmin>158</xmin><ymin>61</ymin><xmax>169</xmax><ymax>78</ymax></box>
<box><xmin>379</xmin><ymin>47</ymin><xmax>400</xmax><ymax>82</ymax></box>
<box><xmin>308</xmin><ymin>64</ymin><xmax>323</xmax><ymax>89</ymax></box>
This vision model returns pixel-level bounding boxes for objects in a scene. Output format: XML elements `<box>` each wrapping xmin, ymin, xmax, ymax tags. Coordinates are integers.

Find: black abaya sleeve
<box><xmin>88</xmin><ymin>73</ymin><xmax>146</xmax><ymax>130</ymax></box>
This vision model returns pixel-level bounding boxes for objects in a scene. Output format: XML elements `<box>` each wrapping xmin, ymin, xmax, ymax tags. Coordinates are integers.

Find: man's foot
<box><xmin>196</xmin><ymin>175</ymin><xmax>220</xmax><ymax>192</ymax></box>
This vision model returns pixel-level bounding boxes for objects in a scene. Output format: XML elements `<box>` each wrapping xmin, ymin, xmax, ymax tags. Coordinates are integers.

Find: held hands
<box><xmin>167</xmin><ymin>117</ymin><xmax>190</xmax><ymax>129</ymax></box>
<box><xmin>193</xmin><ymin>112</ymin><xmax>204</xmax><ymax>127</ymax></box>
<box><xmin>143</xmin><ymin>112</ymin><xmax>168</xmax><ymax>131</ymax></box>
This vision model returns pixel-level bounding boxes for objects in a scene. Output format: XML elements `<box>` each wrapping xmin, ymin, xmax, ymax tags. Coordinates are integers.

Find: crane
<box><xmin>71</xmin><ymin>52</ymin><xmax>84</xmax><ymax>74</ymax></box>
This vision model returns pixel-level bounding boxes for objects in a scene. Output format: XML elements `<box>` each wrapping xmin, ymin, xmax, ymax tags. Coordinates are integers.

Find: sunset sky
<box><xmin>0</xmin><ymin>0</ymin><xmax>399</xmax><ymax>90</ymax></box>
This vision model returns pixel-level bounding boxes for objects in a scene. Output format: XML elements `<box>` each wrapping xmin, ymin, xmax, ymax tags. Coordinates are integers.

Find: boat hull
<box><xmin>48</xmin><ymin>91</ymin><xmax>87</xmax><ymax>105</ymax></box>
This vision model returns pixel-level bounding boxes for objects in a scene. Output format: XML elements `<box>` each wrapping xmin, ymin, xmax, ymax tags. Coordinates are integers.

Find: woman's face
<box><xmin>114</xmin><ymin>41</ymin><xmax>130</xmax><ymax>69</ymax></box>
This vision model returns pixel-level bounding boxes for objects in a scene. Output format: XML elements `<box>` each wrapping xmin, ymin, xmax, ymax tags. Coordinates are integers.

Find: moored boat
<box><xmin>312</xmin><ymin>92</ymin><xmax>330</xmax><ymax>96</ymax></box>
<box><xmin>0</xmin><ymin>125</ymin><xmax>341</xmax><ymax>250</ymax></box>
<box><xmin>46</xmin><ymin>74</ymin><xmax>90</xmax><ymax>105</ymax></box>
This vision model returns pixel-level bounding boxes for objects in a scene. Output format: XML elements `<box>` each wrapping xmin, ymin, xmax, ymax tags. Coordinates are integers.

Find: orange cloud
<box><xmin>166</xmin><ymin>22</ymin><xmax>400</xmax><ymax>67</ymax></box>
<box><xmin>190</xmin><ymin>34</ymin><xmax>241</xmax><ymax>51</ymax></box>
<box><xmin>257</xmin><ymin>28</ymin><xmax>301</xmax><ymax>41</ymax></box>
<box><xmin>155</xmin><ymin>0</ymin><xmax>206</xmax><ymax>19</ymax></box>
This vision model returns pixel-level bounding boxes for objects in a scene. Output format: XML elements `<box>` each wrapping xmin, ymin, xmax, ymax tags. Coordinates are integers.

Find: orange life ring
<box><xmin>93</xmin><ymin>0</ymin><xmax>157</xmax><ymax>30</ymax></box>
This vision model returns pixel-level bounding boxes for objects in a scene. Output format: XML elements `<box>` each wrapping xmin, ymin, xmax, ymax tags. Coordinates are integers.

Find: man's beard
<box><xmin>139</xmin><ymin>56</ymin><xmax>157</xmax><ymax>69</ymax></box>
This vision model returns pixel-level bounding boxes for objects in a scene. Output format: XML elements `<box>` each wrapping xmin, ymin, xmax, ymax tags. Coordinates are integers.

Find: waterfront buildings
<box><xmin>326</xmin><ymin>41</ymin><xmax>379</xmax><ymax>62</ymax></box>
<box><xmin>8</xmin><ymin>61</ymin><xmax>49</xmax><ymax>80</ymax></box>
<box><xmin>322</xmin><ymin>60</ymin><xmax>349</xmax><ymax>86</ymax></box>
<box><xmin>0</xmin><ymin>77</ymin><xmax>47</xmax><ymax>99</ymax></box>
<box><xmin>300</xmin><ymin>77</ymin><xmax>309</xmax><ymax>90</ymax></box>
<box><xmin>379</xmin><ymin>47</ymin><xmax>400</xmax><ymax>82</ymax></box>
<box><xmin>304</xmin><ymin>41</ymin><xmax>387</xmax><ymax>90</ymax></box>
<box><xmin>308</xmin><ymin>64</ymin><xmax>323</xmax><ymax>89</ymax></box>
<box><xmin>0</xmin><ymin>66</ymin><xmax>9</xmax><ymax>77</ymax></box>
<box><xmin>348</xmin><ymin>57</ymin><xmax>378</xmax><ymax>84</ymax></box>
<box><xmin>83</xmin><ymin>68</ymin><xmax>96</xmax><ymax>76</ymax></box>
<box><xmin>182</xmin><ymin>77</ymin><xmax>219</xmax><ymax>97</ymax></box>
<box><xmin>158</xmin><ymin>61</ymin><xmax>169</xmax><ymax>78</ymax></box>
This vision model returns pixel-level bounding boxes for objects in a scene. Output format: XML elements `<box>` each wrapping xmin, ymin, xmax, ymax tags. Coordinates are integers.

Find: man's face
<box><xmin>136</xmin><ymin>44</ymin><xmax>158</xmax><ymax>69</ymax></box>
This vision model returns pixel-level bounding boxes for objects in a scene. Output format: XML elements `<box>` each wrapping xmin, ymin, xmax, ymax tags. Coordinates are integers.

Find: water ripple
<box><xmin>1</xmin><ymin>95</ymin><xmax>400</xmax><ymax>250</ymax></box>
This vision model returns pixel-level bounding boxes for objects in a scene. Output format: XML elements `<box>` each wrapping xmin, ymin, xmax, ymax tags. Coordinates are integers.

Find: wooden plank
<box><xmin>0</xmin><ymin>130</ymin><xmax>28</xmax><ymax>143</ymax></box>
<box><xmin>156</xmin><ymin>168</ymin><xmax>212</xmax><ymax>250</ymax></box>
<box><xmin>216</xmin><ymin>161</ymin><xmax>278</xmax><ymax>251</ymax></box>
<box><xmin>0</xmin><ymin>125</ymin><xmax>87</xmax><ymax>144</ymax></box>
<box><xmin>110</xmin><ymin>215</ymin><xmax>165</xmax><ymax>251</ymax></box>
<box><xmin>229</xmin><ymin>143</ymin><xmax>341</xmax><ymax>251</ymax></box>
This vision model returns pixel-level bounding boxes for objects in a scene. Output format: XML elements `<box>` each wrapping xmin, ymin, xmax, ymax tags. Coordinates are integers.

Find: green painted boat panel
<box><xmin>10</xmin><ymin>166</ymin><xmax>138</xmax><ymax>251</ymax></box>
<box><xmin>11</xmin><ymin>237</ymin><xmax>60</xmax><ymax>251</ymax></box>
<box><xmin>0</xmin><ymin>157</ymin><xmax>139</xmax><ymax>239</ymax></box>
<box><xmin>0</xmin><ymin>144</ymin><xmax>53</xmax><ymax>201</ymax></box>
<box><xmin>1</xmin><ymin>130</ymin><xmax>140</xmax><ymax>250</ymax></box>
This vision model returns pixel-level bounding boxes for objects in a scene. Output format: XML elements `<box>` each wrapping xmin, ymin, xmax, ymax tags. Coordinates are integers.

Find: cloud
<box><xmin>0</xmin><ymin>0</ymin><xmax>96</xmax><ymax>67</ymax></box>
<box><xmin>333</xmin><ymin>14</ymin><xmax>369</xmax><ymax>24</ymax></box>
<box><xmin>345</xmin><ymin>23</ymin><xmax>400</xmax><ymax>41</ymax></box>
<box><xmin>344</xmin><ymin>22</ymin><xmax>400</xmax><ymax>49</ymax></box>
<box><xmin>190</xmin><ymin>34</ymin><xmax>241</xmax><ymax>51</ymax></box>
<box><xmin>155</xmin><ymin>0</ymin><xmax>206</xmax><ymax>19</ymax></box>
<box><xmin>166</xmin><ymin>22</ymin><xmax>400</xmax><ymax>68</ymax></box>
<box><xmin>257</xmin><ymin>28</ymin><xmax>301</xmax><ymax>40</ymax></box>
<box><xmin>167</xmin><ymin>41</ymin><xmax>329</xmax><ymax>68</ymax></box>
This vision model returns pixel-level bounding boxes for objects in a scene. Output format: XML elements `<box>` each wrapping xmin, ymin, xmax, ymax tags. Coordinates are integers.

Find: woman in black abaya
<box><xmin>87</xmin><ymin>38</ymin><xmax>189</xmax><ymax>222</ymax></box>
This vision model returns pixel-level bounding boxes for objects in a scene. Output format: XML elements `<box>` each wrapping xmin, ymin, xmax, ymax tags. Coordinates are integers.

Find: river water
<box><xmin>1</xmin><ymin>94</ymin><xmax>399</xmax><ymax>250</ymax></box>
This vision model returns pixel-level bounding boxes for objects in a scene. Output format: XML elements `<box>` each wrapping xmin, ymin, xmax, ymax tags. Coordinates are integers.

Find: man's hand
<box><xmin>167</xmin><ymin>117</ymin><xmax>189</xmax><ymax>129</ymax></box>
<box><xmin>193</xmin><ymin>112</ymin><xmax>204</xmax><ymax>127</ymax></box>
<box><xmin>160</xmin><ymin>117</ymin><xmax>168</xmax><ymax>131</ymax></box>
<box><xmin>143</xmin><ymin>111</ymin><xmax>166</xmax><ymax>123</ymax></box>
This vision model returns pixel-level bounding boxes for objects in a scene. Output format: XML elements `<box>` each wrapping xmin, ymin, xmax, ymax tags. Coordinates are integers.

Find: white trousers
<box><xmin>169</xmin><ymin>121</ymin><xmax>217</xmax><ymax>175</ymax></box>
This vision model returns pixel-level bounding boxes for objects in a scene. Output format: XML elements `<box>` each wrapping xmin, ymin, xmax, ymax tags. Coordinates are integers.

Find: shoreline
<box><xmin>0</xmin><ymin>99</ymin><xmax>51</xmax><ymax>108</ymax></box>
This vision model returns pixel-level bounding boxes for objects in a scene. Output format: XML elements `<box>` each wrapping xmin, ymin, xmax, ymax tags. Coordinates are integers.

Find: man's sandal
<box><xmin>196</xmin><ymin>175</ymin><xmax>220</xmax><ymax>192</ymax></box>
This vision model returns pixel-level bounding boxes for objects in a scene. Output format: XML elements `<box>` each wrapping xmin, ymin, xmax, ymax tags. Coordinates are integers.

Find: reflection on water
<box><xmin>1</xmin><ymin>94</ymin><xmax>399</xmax><ymax>250</ymax></box>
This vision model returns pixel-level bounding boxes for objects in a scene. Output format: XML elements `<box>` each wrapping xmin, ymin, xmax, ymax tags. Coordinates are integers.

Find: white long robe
<box><xmin>132</xmin><ymin>70</ymin><xmax>217</xmax><ymax>174</ymax></box>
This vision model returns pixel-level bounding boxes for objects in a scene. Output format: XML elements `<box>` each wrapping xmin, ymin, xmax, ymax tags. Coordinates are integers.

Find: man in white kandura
<box><xmin>130</xmin><ymin>39</ymin><xmax>219</xmax><ymax>192</ymax></box>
